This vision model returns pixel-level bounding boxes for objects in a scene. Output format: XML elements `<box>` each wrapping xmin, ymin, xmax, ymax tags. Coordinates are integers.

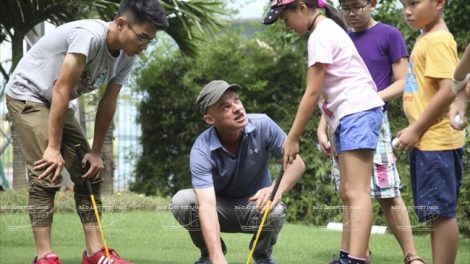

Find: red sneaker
<box><xmin>32</xmin><ymin>252</ymin><xmax>62</xmax><ymax>264</ymax></box>
<box><xmin>82</xmin><ymin>247</ymin><xmax>134</xmax><ymax>264</ymax></box>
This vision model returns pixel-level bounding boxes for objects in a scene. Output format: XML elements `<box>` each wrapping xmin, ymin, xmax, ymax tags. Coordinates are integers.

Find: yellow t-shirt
<box><xmin>403</xmin><ymin>31</ymin><xmax>465</xmax><ymax>150</ymax></box>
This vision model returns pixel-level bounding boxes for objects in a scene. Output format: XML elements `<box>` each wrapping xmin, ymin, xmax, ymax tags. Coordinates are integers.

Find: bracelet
<box><xmin>451</xmin><ymin>73</ymin><xmax>470</xmax><ymax>95</ymax></box>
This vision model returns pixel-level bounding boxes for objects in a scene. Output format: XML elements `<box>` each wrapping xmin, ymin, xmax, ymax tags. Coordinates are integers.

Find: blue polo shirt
<box><xmin>190</xmin><ymin>114</ymin><xmax>286</xmax><ymax>198</ymax></box>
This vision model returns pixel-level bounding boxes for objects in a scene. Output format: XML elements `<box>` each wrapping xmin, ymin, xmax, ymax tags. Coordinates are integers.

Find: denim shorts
<box><xmin>330</xmin><ymin>111</ymin><xmax>401</xmax><ymax>198</ymax></box>
<box><xmin>334</xmin><ymin>107</ymin><xmax>382</xmax><ymax>154</ymax></box>
<box><xmin>409</xmin><ymin>148</ymin><xmax>463</xmax><ymax>222</ymax></box>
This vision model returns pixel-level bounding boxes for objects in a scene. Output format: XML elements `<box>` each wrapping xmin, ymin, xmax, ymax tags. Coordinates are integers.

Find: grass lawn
<box><xmin>1</xmin><ymin>211</ymin><xmax>469</xmax><ymax>263</ymax></box>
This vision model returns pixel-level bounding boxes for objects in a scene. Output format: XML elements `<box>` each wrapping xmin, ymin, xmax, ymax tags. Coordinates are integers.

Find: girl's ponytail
<box><xmin>323</xmin><ymin>3</ymin><xmax>348</xmax><ymax>32</ymax></box>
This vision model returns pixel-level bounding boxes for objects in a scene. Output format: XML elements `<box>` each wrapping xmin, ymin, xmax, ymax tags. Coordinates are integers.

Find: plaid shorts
<box><xmin>331</xmin><ymin>112</ymin><xmax>401</xmax><ymax>198</ymax></box>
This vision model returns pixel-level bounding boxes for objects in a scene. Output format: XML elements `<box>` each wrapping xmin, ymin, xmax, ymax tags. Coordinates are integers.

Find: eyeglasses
<box><xmin>127</xmin><ymin>23</ymin><xmax>153</xmax><ymax>45</ymax></box>
<box><xmin>340</xmin><ymin>2</ymin><xmax>369</xmax><ymax>15</ymax></box>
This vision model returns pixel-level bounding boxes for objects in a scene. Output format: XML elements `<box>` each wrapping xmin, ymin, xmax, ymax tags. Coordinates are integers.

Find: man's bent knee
<box><xmin>171</xmin><ymin>189</ymin><xmax>200</xmax><ymax>229</ymax></box>
<box><xmin>265</xmin><ymin>203</ymin><xmax>286</xmax><ymax>229</ymax></box>
<box><xmin>171</xmin><ymin>189</ymin><xmax>198</xmax><ymax>213</ymax></box>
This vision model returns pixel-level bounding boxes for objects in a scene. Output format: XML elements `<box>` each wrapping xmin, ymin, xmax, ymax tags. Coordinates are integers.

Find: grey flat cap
<box><xmin>196</xmin><ymin>80</ymin><xmax>241</xmax><ymax>114</ymax></box>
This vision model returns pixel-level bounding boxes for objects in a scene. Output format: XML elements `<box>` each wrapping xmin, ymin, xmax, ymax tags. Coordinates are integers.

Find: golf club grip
<box><xmin>74</xmin><ymin>144</ymin><xmax>93</xmax><ymax>194</ymax></box>
<box><xmin>269</xmin><ymin>168</ymin><xmax>284</xmax><ymax>201</ymax></box>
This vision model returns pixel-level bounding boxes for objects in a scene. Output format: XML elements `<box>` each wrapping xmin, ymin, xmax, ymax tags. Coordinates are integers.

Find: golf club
<box><xmin>74</xmin><ymin>144</ymin><xmax>111</xmax><ymax>260</ymax></box>
<box><xmin>246</xmin><ymin>167</ymin><xmax>284</xmax><ymax>264</ymax></box>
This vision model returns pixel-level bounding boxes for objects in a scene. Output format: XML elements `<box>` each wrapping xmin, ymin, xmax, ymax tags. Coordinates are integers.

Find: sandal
<box><xmin>404</xmin><ymin>254</ymin><xmax>427</xmax><ymax>264</ymax></box>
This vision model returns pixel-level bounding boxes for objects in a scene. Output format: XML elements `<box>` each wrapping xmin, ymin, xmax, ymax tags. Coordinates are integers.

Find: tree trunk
<box><xmin>11</xmin><ymin>33</ymin><xmax>27</xmax><ymax>189</ymax></box>
<box><xmin>11</xmin><ymin>125</ymin><xmax>27</xmax><ymax>189</ymax></box>
<box><xmin>11</xmin><ymin>34</ymin><xmax>24</xmax><ymax>73</ymax></box>
<box><xmin>101</xmin><ymin>122</ymin><xmax>114</xmax><ymax>195</ymax></box>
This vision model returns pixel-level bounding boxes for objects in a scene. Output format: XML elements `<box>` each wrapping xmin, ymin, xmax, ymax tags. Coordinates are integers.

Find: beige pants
<box><xmin>6</xmin><ymin>95</ymin><xmax>101</xmax><ymax>227</ymax></box>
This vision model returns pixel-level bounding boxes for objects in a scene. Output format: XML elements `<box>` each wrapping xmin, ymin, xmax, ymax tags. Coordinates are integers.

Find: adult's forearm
<box><xmin>48</xmin><ymin>89</ymin><xmax>71</xmax><ymax>149</ymax></box>
<box><xmin>199</xmin><ymin>204</ymin><xmax>223</xmax><ymax>257</ymax></box>
<box><xmin>91</xmin><ymin>97</ymin><xmax>117</xmax><ymax>154</ymax></box>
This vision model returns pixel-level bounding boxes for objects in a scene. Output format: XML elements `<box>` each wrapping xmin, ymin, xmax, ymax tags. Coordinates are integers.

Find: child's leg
<box><xmin>378</xmin><ymin>197</ymin><xmax>417</xmax><ymax>257</ymax></box>
<box><xmin>409</xmin><ymin>148</ymin><xmax>463</xmax><ymax>264</ymax></box>
<box><xmin>431</xmin><ymin>217</ymin><xmax>459</xmax><ymax>264</ymax></box>
<box><xmin>338</xmin><ymin>149</ymin><xmax>374</xmax><ymax>259</ymax></box>
<box><xmin>6</xmin><ymin>96</ymin><xmax>59</xmax><ymax>258</ymax></box>
<box><xmin>331</xmin><ymin>158</ymin><xmax>350</xmax><ymax>256</ymax></box>
<box><xmin>373</xmin><ymin>111</ymin><xmax>419</xmax><ymax>259</ymax></box>
<box><xmin>341</xmin><ymin>208</ymin><xmax>350</xmax><ymax>253</ymax></box>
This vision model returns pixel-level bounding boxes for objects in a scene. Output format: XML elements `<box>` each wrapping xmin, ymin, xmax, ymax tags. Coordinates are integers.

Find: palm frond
<box><xmin>162</xmin><ymin>0</ymin><xmax>227</xmax><ymax>57</ymax></box>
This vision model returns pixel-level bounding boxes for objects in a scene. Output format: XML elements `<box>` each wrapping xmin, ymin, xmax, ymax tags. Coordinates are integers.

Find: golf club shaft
<box><xmin>74</xmin><ymin>144</ymin><xmax>110</xmax><ymax>259</ymax></box>
<box><xmin>246</xmin><ymin>168</ymin><xmax>284</xmax><ymax>264</ymax></box>
<box><xmin>87</xmin><ymin>183</ymin><xmax>110</xmax><ymax>259</ymax></box>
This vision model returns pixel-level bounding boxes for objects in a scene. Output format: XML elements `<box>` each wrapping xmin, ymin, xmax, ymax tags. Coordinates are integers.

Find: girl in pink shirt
<box><xmin>264</xmin><ymin>1</ymin><xmax>383</xmax><ymax>263</ymax></box>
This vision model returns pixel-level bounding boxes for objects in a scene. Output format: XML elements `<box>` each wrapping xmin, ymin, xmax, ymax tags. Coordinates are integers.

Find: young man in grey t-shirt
<box><xmin>5</xmin><ymin>0</ymin><xmax>168</xmax><ymax>263</ymax></box>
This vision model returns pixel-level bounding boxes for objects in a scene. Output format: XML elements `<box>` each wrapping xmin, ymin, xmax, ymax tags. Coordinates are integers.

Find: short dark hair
<box><xmin>117</xmin><ymin>0</ymin><xmax>169</xmax><ymax>30</ymax></box>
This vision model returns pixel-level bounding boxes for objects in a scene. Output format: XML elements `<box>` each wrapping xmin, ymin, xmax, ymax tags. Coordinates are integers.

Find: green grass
<box><xmin>1</xmin><ymin>211</ymin><xmax>469</xmax><ymax>263</ymax></box>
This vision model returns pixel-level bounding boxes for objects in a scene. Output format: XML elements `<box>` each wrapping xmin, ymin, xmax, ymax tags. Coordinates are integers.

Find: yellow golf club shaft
<box><xmin>75</xmin><ymin>144</ymin><xmax>110</xmax><ymax>259</ymax></box>
<box><xmin>88</xmin><ymin>186</ymin><xmax>110</xmax><ymax>259</ymax></box>
<box><xmin>246</xmin><ymin>168</ymin><xmax>284</xmax><ymax>264</ymax></box>
<box><xmin>246</xmin><ymin>200</ymin><xmax>273</xmax><ymax>264</ymax></box>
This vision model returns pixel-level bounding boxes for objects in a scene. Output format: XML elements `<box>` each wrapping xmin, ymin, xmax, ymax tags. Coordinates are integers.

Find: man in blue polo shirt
<box><xmin>171</xmin><ymin>80</ymin><xmax>305</xmax><ymax>264</ymax></box>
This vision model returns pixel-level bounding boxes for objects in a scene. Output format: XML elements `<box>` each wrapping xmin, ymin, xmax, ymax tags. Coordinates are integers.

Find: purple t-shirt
<box><xmin>349</xmin><ymin>23</ymin><xmax>408</xmax><ymax>109</ymax></box>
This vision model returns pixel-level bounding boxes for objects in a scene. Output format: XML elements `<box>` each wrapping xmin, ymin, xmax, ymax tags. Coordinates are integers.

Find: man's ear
<box><xmin>115</xmin><ymin>16</ymin><xmax>127</xmax><ymax>30</ymax></box>
<box><xmin>203</xmin><ymin>114</ymin><xmax>215</xmax><ymax>125</ymax></box>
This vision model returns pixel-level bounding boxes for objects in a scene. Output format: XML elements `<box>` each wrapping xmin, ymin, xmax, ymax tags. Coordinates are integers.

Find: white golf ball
<box><xmin>453</xmin><ymin>114</ymin><xmax>463</xmax><ymax>127</ymax></box>
<box><xmin>391</xmin><ymin>138</ymin><xmax>400</xmax><ymax>149</ymax></box>
<box><xmin>454</xmin><ymin>114</ymin><xmax>461</xmax><ymax>123</ymax></box>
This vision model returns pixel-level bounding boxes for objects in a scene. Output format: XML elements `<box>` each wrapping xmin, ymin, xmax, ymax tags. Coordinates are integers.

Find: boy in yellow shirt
<box><xmin>397</xmin><ymin>0</ymin><xmax>465</xmax><ymax>263</ymax></box>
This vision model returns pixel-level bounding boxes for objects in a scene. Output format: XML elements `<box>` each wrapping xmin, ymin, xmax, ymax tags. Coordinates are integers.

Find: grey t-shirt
<box><xmin>6</xmin><ymin>19</ymin><xmax>135</xmax><ymax>104</ymax></box>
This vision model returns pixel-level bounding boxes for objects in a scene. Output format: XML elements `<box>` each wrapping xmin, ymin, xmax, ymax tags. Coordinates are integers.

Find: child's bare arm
<box><xmin>454</xmin><ymin>43</ymin><xmax>470</xmax><ymax>81</ymax></box>
<box><xmin>397</xmin><ymin>78</ymin><xmax>455</xmax><ymax>150</ymax></box>
<box><xmin>449</xmin><ymin>81</ymin><xmax>470</xmax><ymax>130</ymax></box>
<box><xmin>452</xmin><ymin>43</ymin><xmax>470</xmax><ymax>94</ymax></box>
<box><xmin>413</xmin><ymin>78</ymin><xmax>455</xmax><ymax>134</ymax></box>
<box><xmin>378</xmin><ymin>57</ymin><xmax>408</xmax><ymax>102</ymax></box>
<box><xmin>317</xmin><ymin>115</ymin><xmax>331</xmax><ymax>156</ymax></box>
